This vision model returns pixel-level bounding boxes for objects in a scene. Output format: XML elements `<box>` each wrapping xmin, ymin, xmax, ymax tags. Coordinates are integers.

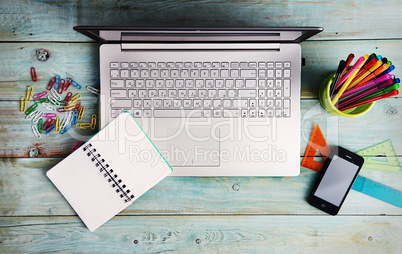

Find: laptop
<box><xmin>74</xmin><ymin>26</ymin><xmax>323</xmax><ymax>176</ymax></box>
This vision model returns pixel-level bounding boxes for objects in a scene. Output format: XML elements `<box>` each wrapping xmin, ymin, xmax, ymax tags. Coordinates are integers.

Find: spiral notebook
<box><xmin>47</xmin><ymin>112</ymin><xmax>173</xmax><ymax>232</ymax></box>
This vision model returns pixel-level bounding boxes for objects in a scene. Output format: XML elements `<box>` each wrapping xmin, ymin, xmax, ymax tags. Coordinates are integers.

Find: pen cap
<box><xmin>383</xmin><ymin>83</ymin><xmax>400</xmax><ymax>93</ymax></box>
<box><xmin>383</xmin><ymin>89</ymin><xmax>399</xmax><ymax>98</ymax></box>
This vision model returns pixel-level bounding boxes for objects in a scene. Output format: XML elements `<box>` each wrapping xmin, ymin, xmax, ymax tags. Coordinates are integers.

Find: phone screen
<box><xmin>314</xmin><ymin>155</ymin><xmax>359</xmax><ymax>206</ymax></box>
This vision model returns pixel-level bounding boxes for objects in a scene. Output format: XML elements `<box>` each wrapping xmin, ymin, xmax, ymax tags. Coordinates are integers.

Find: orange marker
<box><xmin>347</xmin><ymin>60</ymin><xmax>383</xmax><ymax>90</ymax></box>
<box><xmin>353</xmin><ymin>63</ymin><xmax>389</xmax><ymax>89</ymax></box>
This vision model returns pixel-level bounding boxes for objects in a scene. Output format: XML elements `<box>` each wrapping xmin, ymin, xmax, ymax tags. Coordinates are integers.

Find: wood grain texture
<box><xmin>0</xmin><ymin>0</ymin><xmax>401</xmax><ymax>42</ymax></box>
<box><xmin>0</xmin><ymin>158</ymin><xmax>401</xmax><ymax>216</ymax></box>
<box><xmin>0</xmin><ymin>216</ymin><xmax>400</xmax><ymax>253</ymax></box>
<box><xmin>0</xmin><ymin>40</ymin><xmax>401</xmax><ymax>100</ymax></box>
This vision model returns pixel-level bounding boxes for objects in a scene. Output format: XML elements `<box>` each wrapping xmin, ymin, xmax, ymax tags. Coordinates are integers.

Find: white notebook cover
<box><xmin>47</xmin><ymin>112</ymin><xmax>173</xmax><ymax>231</ymax></box>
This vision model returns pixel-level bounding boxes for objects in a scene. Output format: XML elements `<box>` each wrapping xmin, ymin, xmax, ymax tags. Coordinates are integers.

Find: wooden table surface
<box><xmin>1</xmin><ymin>0</ymin><xmax>401</xmax><ymax>253</ymax></box>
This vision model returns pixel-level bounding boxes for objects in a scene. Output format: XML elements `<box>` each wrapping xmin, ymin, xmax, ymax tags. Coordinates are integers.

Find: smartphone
<box><xmin>308</xmin><ymin>146</ymin><xmax>364</xmax><ymax>215</ymax></box>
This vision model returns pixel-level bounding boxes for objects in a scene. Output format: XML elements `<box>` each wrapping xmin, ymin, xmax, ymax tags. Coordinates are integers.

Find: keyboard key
<box><xmin>284</xmin><ymin>108</ymin><xmax>291</xmax><ymax>118</ymax></box>
<box><xmin>154</xmin><ymin>99</ymin><xmax>162</xmax><ymax>108</ymax></box>
<box><xmin>133</xmin><ymin>100</ymin><xmax>142</xmax><ymax>108</ymax></box>
<box><xmin>111</xmin><ymin>80</ymin><xmax>124</xmax><ymax>88</ymax></box>
<box><xmin>249</xmin><ymin>109</ymin><xmax>256</xmax><ymax>118</ymax></box>
<box><xmin>284</xmin><ymin>80</ymin><xmax>291</xmax><ymax>97</ymax></box>
<box><xmin>135</xmin><ymin>80</ymin><xmax>144</xmax><ymax>88</ymax></box>
<box><xmin>275</xmin><ymin>62</ymin><xmax>283</xmax><ymax>68</ymax></box>
<box><xmin>110</xmin><ymin>70</ymin><xmax>119</xmax><ymax>78</ymax></box>
<box><xmin>121</xmin><ymin>62</ymin><xmax>129</xmax><ymax>68</ymax></box>
<box><xmin>111</xmin><ymin>89</ymin><xmax>127</xmax><ymax>98</ymax></box>
<box><xmin>221</xmin><ymin>69</ymin><xmax>229</xmax><ymax>78</ymax></box>
<box><xmin>111</xmin><ymin>109</ymin><xmax>121</xmax><ymax>118</ymax></box>
<box><xmin>128</xmin><ymin>90</ymin><xmax>137</xmax><ymax>98</ymax></box>
<box><xmin>148</xmin><ymin>90</ymin><xmax>157</xmax><ymax>98</ymax></box>
<box><xmin>110</xmin><ymin>62</ymin><xmax>119</xmax><ymax>68</ymax></box>
<box><xmin>130</xmin><ymin>69</ymin><xmax>139</xmax><ymax>78</ymax></box>
<box><xmin>284</xmin><ymin>99</ymin><xmax>290</xmax><ymax>109</ymax></box>
<box><xmin>125</xmin><ymin>80</ymin><xmax>134</xmax><ymax>88</ymax></box>
<box><xmin>133</xmin><ymin>110</ymin><xmax>142</xmax><ymax>117</ymax></box>
<box><xmin>143</xmin><ymin>110</ymin><xmax>152</xmax><ymax>117</ymax></box>
<box><xmin>225</xmin><ymin>79</ymin><xmax>234</xmax><ymax>88</ymax></box>
<box><xmin>230</xmin><ymin>69</ymin><xmax>239</xmax><ymax>78</ymax></box>
<box><xmin>267</xmin><ymin>62</ymin><xmax>274</xmax><ymax>68</ymax></box>
<box><xmin>284</xmin><ymin>69</ymin><xmax>291</xmax><ymax>78</ymax></box>
<box><xmin>111</xmin><ymin>99</ymin><xmax>131</xmax><ymax>108</ymax></box>
<box><xmin>245</xmin><ymin>80</ymin><xmax>257</xmax><ymax>88</ymax></box>
<box><xmin>223</xmin><ymin>109</ymin><xmax>240</xmax><ymax>118</ymax></box>
<box><xmin>130</xmin><ymin>62</ymin><xmax>138</xmax><ymax>68</ymax></box>
<box><xmin>258</xmin><ymin>109</ymin><xmax>265</xmax><ymax>118</ymax></box>
<box><xmin>190</xmin><ymin>70</ymin><xmax>199</xmax><ymax>78</ymax></box>
<box><xmin>275</xmin><ymin>69</ymin><xmax>282</xmax><ymax>78</ymax></box>
<box><xmin>238</xmin><ymin>89</ymin><xmax>256</xmax><ymax>98</ymax></box>
<box><xmin>144</xmin><ymin>100</ymin><xmax>152</xmax><ymax>108</ymax></box>
<box><xmin>140</xmin><ymin>70</ymin><xmax>149</xmax><ymax>78</ymax></box>
<box><xmin>284</xmin><ymin>61</ymin><xmax>291</xmax><ymax>68</ymax></box>
<box><xmin>240</xmin><ymin>70</ymin><xmax>257</xmax><ymax>78</ymax></box>
<box><xmin>213</xmin><ymin>110</ymin><xmax>222</xmax><ymax>118</ymax></box>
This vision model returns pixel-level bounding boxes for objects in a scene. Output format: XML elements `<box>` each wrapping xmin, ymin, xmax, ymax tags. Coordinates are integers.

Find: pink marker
<box><xmin>340</xmin><ymin>74</ymin><xmax>392</xmax><ymax>98</ymax></box>
<box><xmin>336</xmin><ymin>56</ymin><xmax>367</xmax><ymax>90</ymax></box>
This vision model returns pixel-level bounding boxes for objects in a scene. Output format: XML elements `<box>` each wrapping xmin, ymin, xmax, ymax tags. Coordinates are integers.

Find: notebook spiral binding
<box><xmin>83</xmin><ymin>143</ymin><xmax>135</xmax><ymax>202</ymax></box>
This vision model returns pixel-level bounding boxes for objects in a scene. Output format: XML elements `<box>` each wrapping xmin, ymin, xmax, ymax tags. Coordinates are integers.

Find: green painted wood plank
<box><xmin>0</xmin><ymin>98</ymin><xmax>400</xmax><ymax>158</ymax></box>
<box><xmin>0</xmin><ymin>157</ymin><xmax>401</xmax><ymax>216</ymax></box>
<box><xmin>1</xmin><ymin>0</ymin><xmax>401</xmax><ymax>42</ymax></box>
<box><xmin>0</xmin><ymin>215</ymin><xmax>400</xmax><ymax>253</ymax></box>
<box><xmin>0</xmin><ymin>40</ymin><xmax>401</xmax><ymax>100</ymax></box>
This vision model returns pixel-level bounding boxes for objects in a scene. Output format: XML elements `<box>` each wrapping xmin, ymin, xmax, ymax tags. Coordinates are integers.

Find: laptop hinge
<box><xmin>121</xmin><ymin>43</ymin><xmax>280</xmax><ymax>50</ymax></box>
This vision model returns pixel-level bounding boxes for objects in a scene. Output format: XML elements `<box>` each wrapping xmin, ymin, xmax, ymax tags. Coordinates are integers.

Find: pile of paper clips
<box><xmin>21</xmin><ymin>67</ymin><xmax>100</xmax><ymax>141</ymax></box>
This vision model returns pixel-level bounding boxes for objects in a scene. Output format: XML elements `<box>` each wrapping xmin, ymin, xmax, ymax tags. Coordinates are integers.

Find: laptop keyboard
<box><xmin>109</xmin><ymin>61</ymin><xmax>291</xmax><ymax>118</ymax></box>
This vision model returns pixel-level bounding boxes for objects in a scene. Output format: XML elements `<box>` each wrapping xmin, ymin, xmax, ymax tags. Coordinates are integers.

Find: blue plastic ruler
<box><xmin>352</xmin><ymin>175</ymin><xmax>402</xmax><ymax>208</ymax></box>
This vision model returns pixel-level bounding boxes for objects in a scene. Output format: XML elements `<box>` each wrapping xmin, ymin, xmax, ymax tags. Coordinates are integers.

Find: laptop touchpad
<box><xmin>162</xmin><ymin>127</ymin><xmax>220</xmax><ymax>167</ymax></box>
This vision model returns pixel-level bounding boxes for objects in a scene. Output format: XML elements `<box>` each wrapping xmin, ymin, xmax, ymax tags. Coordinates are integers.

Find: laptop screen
<box><xmin>74</xmin><ymin>27</ymin><xmax>323</xmax><ymax>44</ymax></box>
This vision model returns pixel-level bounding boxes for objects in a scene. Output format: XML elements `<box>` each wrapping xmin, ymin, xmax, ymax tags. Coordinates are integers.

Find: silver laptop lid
<box><xmin>74</xmin><ymin>26</ymin><xmax>323</xmax><ymax>44</ymax></box>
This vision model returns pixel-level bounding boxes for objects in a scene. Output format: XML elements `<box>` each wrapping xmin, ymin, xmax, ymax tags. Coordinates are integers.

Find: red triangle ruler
<box><xmin>301</xmin><ymin>124</ymin><xmax>331</xmax><ymax>172</ymax></box>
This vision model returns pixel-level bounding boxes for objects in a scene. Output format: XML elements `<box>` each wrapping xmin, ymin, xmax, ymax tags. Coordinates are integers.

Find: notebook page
<box><xmin>90</xmin><ymin>113</ymin><xmax>173</xmax><ymax>201</ymax></box>
<box><xmin>46</xmin><ymin>145</ymin><xmax>129</xmax><ymax>232</ymax></box>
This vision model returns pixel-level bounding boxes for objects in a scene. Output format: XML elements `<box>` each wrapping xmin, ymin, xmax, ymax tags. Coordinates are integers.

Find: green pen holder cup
<box><xmin>319</xmin><ymin>73</ymin><xmax>375</xmax><ymax>117</ymax></box>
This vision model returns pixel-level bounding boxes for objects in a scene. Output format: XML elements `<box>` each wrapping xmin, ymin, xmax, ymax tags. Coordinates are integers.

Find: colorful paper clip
<box><xmin>91</xmin><ymin>114</ymin><xmax>97</xmax><ymax>130</ymax></box>
<box><xmin>70</xmin><ymin>79</ymin><xmax>82</xmax><ymax>89</ymax></box>
<box><xmin>74</xmin><ymin>100</ymin><xmax>81</xmax><ymax>111</ymax></box>
<box><xmin>63</xmin><ymin>92</ymin><xmax>73</xmax><ymax>106</ymax></box>
<box><xmin>69</xmin><ymin>93</ymin><xmax>81</xmax><ymax>105</ymax></box>
<box><xmin>78</xmin><ymin>106</ymin><xmax>85</xmax><ymax>120</ymax></box>
<box><xmin>76</xmin><ymin>123</ymin><xmax>92</xmax><ymax>129</ymax></box>
<box><xmin>57</xmin><ymin>107</ymin><xmax>71</xmax><ymax>113</ymax></box>
<box><xmin>48</xmin><ymin>96</ymin><xmax>61</xmax><ymax>107</ymax></box>
<box><xmin>87</xmin><ymin>86</ymin><xmax>100</xmax><ymax>95</ymax></box>
<box><xmin>32</xmin><ymin>110</ymin><xmax>43</xmax><ymax>124</ymax></box>
<box><xmin>60</xmin><ymin>115</ymin><xmax>69</xmax><ymax>130</ymax></box>
<box><xmin>32</xmin><ymin>125</ymin><xmax>41</xmax><ymax>139</ymax></box>
<box><xmin>42</xmin><ymin>102</ymin><xmax>57</xmax><ymax>112</ymax></box>
<box><xmin>38</xmin><ymin>118</ymin><xmax>44</xmax><ymax>134</ymax></box>
<box><xmin>50</xmin><ymin>88</ymin><xmax>62</xmax><ymax>101</ymax></box>
<box><xmin>47</xmin><ymin>77</ymin><xmax>56</xmax><ymax>90</ymax></box>
<box><xmin>26</xmin><ymin>109</ymin><xmax>39</xmax><ymax>120</ymax></box>
<box><xmin>64</xmin><ymin>78</ymin><xmax>73</xmax><ymax>91</ymax></box>
<box><xmin>30</xmin><ymin>67</ymin><xmax>37</xmax><ymax>82</ymax></box>
<box><xmin>71</xmin><ymin>110</ymin><xmax>79</xmax><ymax>125</ymax></box>
<box><xmin>54</xmin><ymin>75</ymin><xmax>61</xmax><ymax>90</ymax></box>
<box><xmin>55</xmin><ymin>117</ymin><xmax>61</xmax><ymax>132</ymax></box>
<box><xmin>72</xmin><ymin>140</ymin><xmax>83</xmax><ymax>152</ymax></box>
<box><xmin>25</xmin><ymin>103</ymin><xmax>38</xmax><ymax>115</ymax></box>
<box><xmin>44</xmin><ymin>124</ymin><xmax>56</xmax><ymax>135</ymax></box>
<box><xmin>21</xmin><ymin>97</ymin><xmax>27</xmax><ymax>112</ymax></box>
<box><xmin>33</xmin><ymin>91</ymin><xmax>48</xmax><ymax>100</ymax></box>
<box><xmin>26</xmin><ymin>86</ymin><xmax>33</xmax><ymax>102</ymax></box>
<box><xmin>60</xmin><ymin>125</ymin><xmax>72</xmax><ymax>135</ymax></box>
<box><xmin>58</xmin><ymin>79</ymin><xmax>65</xmax><ymax>94</ymax></box>
<box><xmin>43</xmin><ymin>113</ymin><xmax>57</xmax><ymax>118</ymax></box>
